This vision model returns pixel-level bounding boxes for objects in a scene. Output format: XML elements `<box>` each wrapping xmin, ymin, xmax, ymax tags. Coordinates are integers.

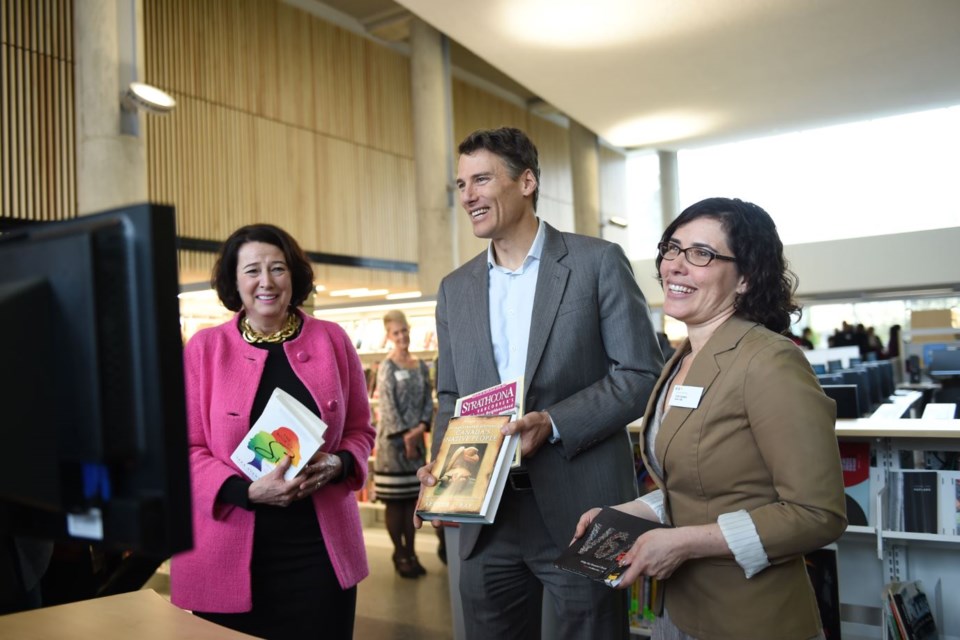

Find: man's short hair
<box><xmin>458</xmin><ymin>127</ymin><xmax>541</xmax><ymax>211</ymax></box>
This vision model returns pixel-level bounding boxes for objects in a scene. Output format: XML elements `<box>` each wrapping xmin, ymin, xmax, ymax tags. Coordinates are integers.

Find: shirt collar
<box><xmin>487</xmin><ymin>219</ymin><xmax>546</xmax><ymax>274</ymax></box>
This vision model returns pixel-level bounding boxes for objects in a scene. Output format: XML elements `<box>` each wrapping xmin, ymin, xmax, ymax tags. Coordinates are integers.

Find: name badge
<box><xmin>394</xmin><ymin>369</ymin><xmax>410</xmax><ymax>381</ymax></box>
<box><xmin>669</xmin><ymin>385</ymin><xmax>703</xmax><ymax>409</ymax></box>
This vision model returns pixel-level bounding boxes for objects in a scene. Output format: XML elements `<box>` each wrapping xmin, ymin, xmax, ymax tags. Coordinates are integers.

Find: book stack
<box><xmin>415</xmin><ymin>415</ymin><xmax>517</xmax><ymax>524</ymax></box>
<box><xmin>884</xmin><ymin>581</ymin><xmax>937</xmax><ymax>640</ymax></box>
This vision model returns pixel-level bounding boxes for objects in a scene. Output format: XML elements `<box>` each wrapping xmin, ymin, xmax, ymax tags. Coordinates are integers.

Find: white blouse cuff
<box><xmin>635</xmin><ymin>489</ymin><xmax>666</xmax><ymax>524</ymax></box>
<box><xmin>718</xmin><ymin>510</ymin><xmax>770</xmax><ymax>579</ymax></box>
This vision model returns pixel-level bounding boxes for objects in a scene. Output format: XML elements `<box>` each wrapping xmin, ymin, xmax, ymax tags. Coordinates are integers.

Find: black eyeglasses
<box><xmin>657</xmin><ymin>242</ymin><xmax>736</xmax><ymax>267</ymax></box>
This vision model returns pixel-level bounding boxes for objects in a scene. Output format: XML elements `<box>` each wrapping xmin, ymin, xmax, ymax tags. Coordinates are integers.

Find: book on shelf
<box><xmin>938</xmin><ymin>470</ymin><xmax>960</xmax><ymax>536</ymax></box>
<box><xmin>901</xmin><ymin>471</ymin><xmax>938</xmax><ymax>534</ymax></box>
<box><xmin>416</xmin><ymin>414</ymin><xmax>518</xmax><ymax>524</ymax></box>
<box><xmin>553</xmin><ymin>507</ymin><xmax>669</xmax><ymax>587</ymax></box>
<box><xmin>229</xmin><ymin>387</ymin><xmax>327</xmax><ymax>482</ymax></box>
<box><xmin>804</xmin><ymin>545</ymin><xmax>841</xmax><ymax>640</ymax></box>
<box><xmin>886</xmin><ymin>580</ymin><xmax>938</xmax><ymax>640</ymax></box>
<box><xmin>869</xmin><ymin>466</ymin><xmax>885</xmax><ymax>529</ymax></box>
<box><xmin>838</xmin><ymin>441</ymin><xmax>871</xmax><ymax>526</ymax></box>
<box><xmin>454</xmin><ymin>377</ymin><xmax>524</xmax><ymax>468</ymax></box>
<box><xmin>629</xmin><ymin>576</ymin><xmax>658</xmax><ymax>631</ymax></box>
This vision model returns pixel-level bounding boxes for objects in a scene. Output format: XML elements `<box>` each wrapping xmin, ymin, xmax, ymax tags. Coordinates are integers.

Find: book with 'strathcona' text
<box><xmin>416</xmin><ymin>414</ymin><xmax>517</xmax><ymax>524</ymax></box>
<box><xmin>229</xmin><ymin>387</ymin><xmax>328</xmax><ymax>482</ymax></box>
<box><xmin>554</xmin><ymin>507</ymin><xmax>670</xmax><ymax>587</ymax></box>
<box><xmin>454</xmin><ymin>377</ymin><xmax>524</xmax><ymax>468</ymax></box>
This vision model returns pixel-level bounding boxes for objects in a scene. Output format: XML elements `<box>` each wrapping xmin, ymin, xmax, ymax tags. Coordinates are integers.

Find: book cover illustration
<box><xmin>230</xmin><ymin>387</ymin><xmax>328</xmax><ymax>482</ymax></box>
<box><xmin>554</xmin><ymin>507</ymin><xmax>669</xmax><ymax>587</ymax></box>
<box><xmin>454</xmin><ymin>377</ymin><xmax>524</xmax><ymax>468</ymax></box>
<box><xmin>416</xmin><ymin>415</ymin><xmax>517</xmax><ymax>524</ymax></box>
<box><xmin>886</xmin><ymin>581</ymin><xmax>938</xmax><ymax>640</ymax></box>
<box><xmin>838</xmin><ymin>442</ymin><xmax>871</xmax><ymax>526</ymax></box>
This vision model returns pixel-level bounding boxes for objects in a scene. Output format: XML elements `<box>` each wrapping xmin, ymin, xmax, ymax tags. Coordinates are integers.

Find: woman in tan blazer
<box><xmin>575</xmin><ymin>197</ymin><xmax>846</xmax><ymax>640</ymax></box>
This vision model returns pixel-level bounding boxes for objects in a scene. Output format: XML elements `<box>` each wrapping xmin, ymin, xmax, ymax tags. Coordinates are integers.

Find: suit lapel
<box><xmin>654</xmin><ymin>316</ymin><xmax>757</xmax><ymax>467</ymax></box>
<box><xmin>525</xmin><ymin>224</ymin><xmax>569</xmax><ymax>385</ymax></box>
<box><xmin>464</xmin><ymin>253</ymin><xmax>500</xmax><ymax>383</ymax></box>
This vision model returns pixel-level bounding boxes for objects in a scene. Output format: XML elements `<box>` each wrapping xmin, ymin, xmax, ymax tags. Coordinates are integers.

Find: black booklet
<box><xmin>554</xmin><ymin>507</ymin><xmax>670</xmax><ymax>587</ymax></box>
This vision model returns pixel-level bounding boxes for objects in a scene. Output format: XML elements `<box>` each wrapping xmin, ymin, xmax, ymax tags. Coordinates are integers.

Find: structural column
<box><xmin>569</xmin><ymin>119</ymin><xmax>601</xmax><ymax>237</ymax></box>
<box><xmin>658</xmin><ymin>150</ymin><xmax>680</xmax><ymax>229</ymax></box>
<box><xmin>74</xmin><ymin>0</ymin><xmax>148</xmax><ymax>215</ymax></box>
<box><xmin>410</xmin><ymin>17</ymin><xmax>455</xmax><ymax>296</ymax></box>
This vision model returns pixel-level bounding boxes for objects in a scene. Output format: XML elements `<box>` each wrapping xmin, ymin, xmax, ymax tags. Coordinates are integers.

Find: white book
<box><xmin>938</xmin><ymin>470</ymin><xmax>960</xmax><ymax>537</ymax></box>
<box><xmin>229</xmin><ymin>387</ymin><xmax>328</xmax><ymax>482</ymax></box>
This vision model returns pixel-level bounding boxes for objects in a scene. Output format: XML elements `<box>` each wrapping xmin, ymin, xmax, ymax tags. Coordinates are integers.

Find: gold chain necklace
<box><xmin>240</xmin><ymin>313</ymin><xmax>301</xmax><ymax>344</ymax></box>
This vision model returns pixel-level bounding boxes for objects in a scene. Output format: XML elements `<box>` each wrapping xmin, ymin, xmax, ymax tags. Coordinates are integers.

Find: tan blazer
<box><xmin>641</xmin><ymin>315</ymin><xmax>847</xmax><ymax>640</ymax></box>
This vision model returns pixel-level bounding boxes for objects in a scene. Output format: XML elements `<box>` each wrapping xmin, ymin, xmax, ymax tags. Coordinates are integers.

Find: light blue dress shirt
<box><xmin>487</xmin><ymin>220</ymin><xmax>545</xmax><ymax>385</ymax></box>
<box><xmin>486</xmin><ymin>220</ymin><xmax>560</xmax><ymax>441</ymax></box>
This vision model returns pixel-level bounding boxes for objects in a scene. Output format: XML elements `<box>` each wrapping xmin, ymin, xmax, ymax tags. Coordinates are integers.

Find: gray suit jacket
<box><xmin>433</xmin><ymin>222</ymin><xmax>663</xmax><ymax>557</ymax></box>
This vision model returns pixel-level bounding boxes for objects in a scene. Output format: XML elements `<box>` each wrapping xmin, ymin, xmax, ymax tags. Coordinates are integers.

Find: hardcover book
<box><xmin>229</xmin><ymin>387</ymin><xmax>328</xmax><ymax>482</ymax></box>
<box><xmin>901</xmin><ymin>471</ymin><xmax>938</xmax><ymax>534</ymax></box>
<box><xmin>454</xmin><ymin>377</ymin><xmax>524</xmax><ymax>468</ymax></box>
<box><xmin>416</xmin><ymin>415</ymin><xmax>518</xmax><ymax>524</ymax></box>
<box><xmin>554</xmin><ymin>507</ymin><xmax>669</xmax><ymax>587</ymax></box>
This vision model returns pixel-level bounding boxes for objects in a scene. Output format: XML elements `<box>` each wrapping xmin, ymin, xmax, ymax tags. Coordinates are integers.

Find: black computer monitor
<box><xmin>870</xmin><ymin>360</ymin><xmax>895</xmax><ymax>398</ymax></box>
<box><xmin>0</xmin><ymin>204</ymin><xmax>192</xmax><ymax>556</ymax></box>
<box><xmin>817</xmin><ymin>373</ymin><xmax>844</xmax><ymax>386</ymax></box>
<box><xmin>860</xmin><ymin>365</ymin><xmax>884</xmax><ymax>406</ymax></box>
<box><xmin>811</xmin><ymin>363</ymin><xmax>827</xmax><ymax>375</ymax></box>
<box><xmin>840</xmin><ymin>369</ymin><xmax>872</xmax><ymax>416</ymax></box>
<box><xmin>822</xmin><ymin>385</ymin><xmax>861</xmax><ymax>419</ymax></box>
<box><xmin>827</xmin><ymin>359</ymin><xmax>843</xmax><ymax>373</ymax></box>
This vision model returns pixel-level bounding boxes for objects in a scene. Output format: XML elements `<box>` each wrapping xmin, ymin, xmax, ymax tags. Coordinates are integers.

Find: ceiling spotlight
<box><xmin>122</xmin><ymin>82</ymin><xmax>176</xmax><ymax>114</ymax></box>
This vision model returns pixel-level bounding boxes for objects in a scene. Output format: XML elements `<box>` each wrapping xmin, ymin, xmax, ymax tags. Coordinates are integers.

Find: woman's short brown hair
<box><xmin>211</xmin><ymin>224</ymin><xmax>315</xmax><ymax>312</ymax></box>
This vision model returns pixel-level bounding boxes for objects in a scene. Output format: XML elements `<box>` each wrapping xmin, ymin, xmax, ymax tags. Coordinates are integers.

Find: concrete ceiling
<box><xmin>314</xmin><ymin>0</ymin><xmax>960</xmax><ymax>150</ymax></box>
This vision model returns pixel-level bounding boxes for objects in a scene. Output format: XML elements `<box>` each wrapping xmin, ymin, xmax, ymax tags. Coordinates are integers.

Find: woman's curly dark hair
<box><xmin>656</xmin><ymin>197</ymin><xmax>801</xmax><ymax>334</ymax></box>
<box><xmin>211</xmin><ymin>224</ymin><xmax>315</xmax><ymax>312</ymax></box>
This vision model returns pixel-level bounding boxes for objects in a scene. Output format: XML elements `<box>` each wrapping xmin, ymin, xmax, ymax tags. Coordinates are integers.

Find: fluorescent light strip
<box><xmin>386</xmin><ymin>291</ymin><xmax>423</xmax><ymax>300</ymax></box>
<box><xmin>348</xmin><ymin>289</ymin><xmax>389</xmax><ymax>298</ymax></box>
<box><xmin>329</xmin><ymin>287</ymin><xmax>373</xmax><ymax>297</ymax></box>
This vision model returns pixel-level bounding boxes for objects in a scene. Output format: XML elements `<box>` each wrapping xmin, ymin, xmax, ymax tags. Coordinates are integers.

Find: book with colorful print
<box><xmin>230</xmin><ymin>387</ymin><xmax>328</xmax><ymax>482</ymax></box>
<box><xmin>554</xmin><ymin>507</ymin><xmax>670</xmax><ymax>587</ymax></box>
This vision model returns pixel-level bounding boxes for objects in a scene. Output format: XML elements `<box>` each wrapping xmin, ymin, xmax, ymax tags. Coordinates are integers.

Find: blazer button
<box><xmin>326</xmin><ymin>399</ymin><xmax>338</xmax><ymax>412</ymax></box>
<box><xmin>296</xmin><ymin>351</ymin><xmax>309</xmax><ymax>362</ymax></box>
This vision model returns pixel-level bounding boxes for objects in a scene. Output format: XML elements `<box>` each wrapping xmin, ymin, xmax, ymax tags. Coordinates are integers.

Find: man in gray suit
<box><xmin>418</xmin><ymin>127</ymin><xmax>662</xmax><ymax>639</ymax></box>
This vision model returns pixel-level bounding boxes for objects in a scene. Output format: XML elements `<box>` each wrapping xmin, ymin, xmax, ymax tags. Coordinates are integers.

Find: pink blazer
<box><xmin>170</xmin><ymin>310</ymin><xmax>375</xmax><ymax>613</ymax></box>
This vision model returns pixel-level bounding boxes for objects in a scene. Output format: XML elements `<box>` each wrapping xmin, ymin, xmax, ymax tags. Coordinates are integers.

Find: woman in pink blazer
<box><xmin>576</xmin><ymin>198</ymin><xmax>847</xmax><ymax>639</ymax></box>
<box><xmin>170</xmin><ymin>224</ymin><xmax>375</xmax><ymax>639</ymax></box>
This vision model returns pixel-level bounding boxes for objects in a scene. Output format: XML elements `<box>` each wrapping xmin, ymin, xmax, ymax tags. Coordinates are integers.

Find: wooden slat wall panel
<box><xmin>1</xmin><ymin>0</ymin><xmax>75</xmax><ymax>222</ymax></box>
<box><xmin>452</xmin><ymin>79</ymin><xmax>531</xmax><ymax>262</ymax></box>
<box><xmin>143</xmin><ymin>0</ymin><xmax>417</xmax><ymax>290</ymax></box>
